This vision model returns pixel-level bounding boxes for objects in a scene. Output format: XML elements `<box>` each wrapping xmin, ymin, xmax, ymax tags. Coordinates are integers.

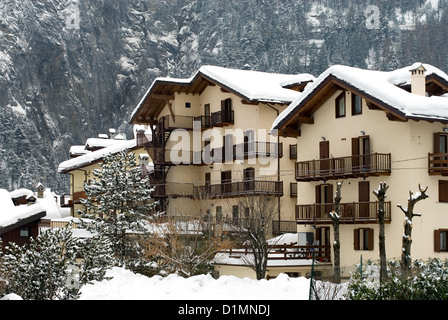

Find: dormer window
<box><xmin>335</xmin><ymin>92</ymin><xmax>346</xmax><ymax>118</ymax></box>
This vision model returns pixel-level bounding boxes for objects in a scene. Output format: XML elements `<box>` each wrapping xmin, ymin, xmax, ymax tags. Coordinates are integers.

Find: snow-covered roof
<box><xmin>0</xmin><ymin>189</ymin><xmax>46</xmax><ymax>233</ymax></box>
<box><xmin>130</xmin><ymin>65</ymin><xmax>315</xmax><ymax>123</ymax></box>
<box><xmin>85</xmin><ymin>137</ymin><xmax>127</xmax><ymax>150</ymax></box>
<box><xmin>58</xmin><ymin>138</ymin><xmax>138</xmax><ymax>173</ymax></box>
<box><xmin>271</xmin><ymin>63</ymin><xmax>448</xmax><ymax>132</ymax></box>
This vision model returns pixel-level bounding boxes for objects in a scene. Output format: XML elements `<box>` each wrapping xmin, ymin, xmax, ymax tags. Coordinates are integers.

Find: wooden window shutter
<box><xmin>221</xmin><ymin>99</ymin><xmax>225</xmax><ymax>111</ymax></box>
<box><xmin>368</xmin><ymin>228</ymin><xmax>374</xmax><ymax>250</ymax></box>
<box><xmin>435</xmin><ymin>132</ymin><xmax>441</xmax><ymax>153</ymax></box>
<box><xmin>326</xmin><ymin>184</ymin><xmax>333</xmax><ymax>204</ymax></box>
<box><xmin>354</xmin><ymin>229</ymin><xmax>360</xmax><ymax>250</ymax></box>
<box><xmin>352</xmin><ymin>137</ymin><xmax>360</xmax><ymax>172</ymax></box>
<box><xmin>315</xmin><ymin>185</ymin><xmax>321</xmax><ymax>204</ymax></box>
<box><xmin>439</xmin><ymin>180</ymin><xmax>448</xmax><ymax>203</ymax></box>
<box><xmin>434</xmin><ymin>229</ymin><xmax>441</xmax><ymax>252</ymax></box>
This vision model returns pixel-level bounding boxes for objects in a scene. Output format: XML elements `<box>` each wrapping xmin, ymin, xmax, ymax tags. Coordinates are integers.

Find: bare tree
<box><xmin>397</xmin><ymin>184</ymin><xmax>429</xmax><ymax>271</ymax></box>
<box><xmin>227</xmin><ymin>194</ymin><xmax>281</xmax><ymax>280</ymax></box>
<box><xmin>147</xmin><ymin>216</ymin><xmax>227</xmax><ymax>277</ymax></box>
<box><xmin>329</xmin><ymin>182</ymin><xmax>342</xmax><ymax>284</ymax></box>
<box><xmin>373</xmin><ymin>182</ymin><xmax>389</xmax><ymax>283</ymax></box>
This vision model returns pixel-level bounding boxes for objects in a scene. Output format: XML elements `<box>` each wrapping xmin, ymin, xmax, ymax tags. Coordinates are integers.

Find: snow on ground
<box><xmin>78</xmin><ymin>267</ymin><xmax>311</xmax><ymax>300</ymax></box>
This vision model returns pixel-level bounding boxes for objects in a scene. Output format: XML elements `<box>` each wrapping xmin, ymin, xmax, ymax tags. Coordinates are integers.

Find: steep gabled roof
<box><xmin>129</xmin><ymin>65</ymin><xmax>315</xmax><ymax>125</ymax></box>
<box><xmin>0</xmin><ymin>189</ymin><xmax>46</xmax><ymax>235</ymax></box>
<box><xmin>271</xmin><ymin>63</ymin><xmax>448</xmax><ymax>135</ymax></box>
<box><xmin>58</xmin><ymin>139</ymin><xmax>138</xmax><ymax>174</ymax></box>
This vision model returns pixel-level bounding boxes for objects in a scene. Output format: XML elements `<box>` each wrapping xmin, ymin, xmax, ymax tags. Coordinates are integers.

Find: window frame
<box><xmin>335</xmin><ymin>92</ymin><xmax>346</xmax><ymax>118</ymax></box>
<box><xmin>354</xmin><ymin>228</ymin><xmax>374</xmax><ymax>251</ymax></box>
<box><xmin>352</xmin><ymin>93</ymin><xmax>363</xmax><ymax>115</ymax></box>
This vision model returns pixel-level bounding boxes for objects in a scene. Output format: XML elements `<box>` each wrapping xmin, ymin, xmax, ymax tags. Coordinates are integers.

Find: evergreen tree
<box><xmin>0</xmin><ymin>225</ymin><xmax>112</xmax><ymax>300</ymax></box>
<box><xmin>78</xmin><ymin>149</ymin><xmax>156</xmax><ymax>268</ymax></box>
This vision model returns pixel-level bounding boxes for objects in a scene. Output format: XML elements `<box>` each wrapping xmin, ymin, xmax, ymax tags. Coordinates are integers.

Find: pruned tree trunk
<box><xmin>397</xmin><ymin>184</ymin><xmax>429</xmax><ymax>272</ymax></box>
<box><xmin>329</xmin><ymin>182</ymin><xmax>342</xmax><ymax>284</ymax></box>
<box><xmin>373</xmin><ymin>182</ymin><xmax>389</xmax><ymax>283</ymax></box>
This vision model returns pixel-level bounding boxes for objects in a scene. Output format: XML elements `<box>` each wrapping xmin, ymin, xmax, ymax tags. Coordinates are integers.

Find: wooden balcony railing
<box><xmin>211</xmin><ymin>110</ymin><xmax>234</xmax><ymax>126</ymax></box>
<box><xmin>161</xmin><ymin>115</ymin><xmax>195</xmax><ymax>131</ymax></box>
<box><xmin>295</xmin><ymin>201</ymin><xmax>391</xmax><ymax>225</ymax></box>
<box><xmin>195</xmin><ymin>180</ymin><xmax>283</xmax><ymax>199</ymax></box>
<box><xmin>295</xmin><ymin>153</ymin><xmax>391</xmax><ymax>181</ymax></box>
<box><xmin>153</xmin><ymin>183</ymin><xmax>195</xmax><ymax>198</ymax></box>
<box><xmin>428</xmin><ymin>153</ymin><xmax>448</xmax><ymax>175</ymax></box>
<box><xmin>193</xmin><ymin>116</ymin><xmax>212</xmax><ymax>129</ymax></box>
<box><xmin>218</xmin><ymin>243</ymin><xmax>331</xmax><ymax>263</ymax></box>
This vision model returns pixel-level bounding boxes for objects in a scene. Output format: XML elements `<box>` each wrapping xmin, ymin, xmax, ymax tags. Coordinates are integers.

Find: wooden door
<box><xmin>319</xmin><ymin>140</ymin><xmax>330</xmax><ymax>176</ymax></box>
<box><xmin>315</xmin><ymin>184</ymin><xmax>333</xmax><ymax>219</ymax></box>
<box><xmin>359</xmin><ymin>181</ymin><xmax>370</xmax><ymax>218</ymax></box>
<box><xmin>244</xmin><ymin>167</ymin><xmax>255</xmax><ymax>191</ymax></box>
<box><xmin>221</xmin><ymin>170</ymin><xmax>232</xmax><ymax>195</ymax></box>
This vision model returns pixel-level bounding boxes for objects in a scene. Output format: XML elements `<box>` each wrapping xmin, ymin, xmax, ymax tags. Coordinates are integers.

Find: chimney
<box><xmin>410</xmin><ymin>63</ymin><xmax>427</xmax><ymax>96</ymax></box>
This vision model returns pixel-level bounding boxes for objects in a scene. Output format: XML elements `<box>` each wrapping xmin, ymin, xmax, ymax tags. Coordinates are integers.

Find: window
<box><xmin>335</xmin><ymin>92</ymin><xmax>346</xmax><ymax>118</ymax></box>
<box><xmin>434</xmin><ymin>229</ymin><xmax>448</xmax><ymax>252</ymax></box>
<box><xmin>352</xmin><ymin>93</ymin><xmax>362</xmax><ymax>115</ymax></box>
<box><xmin>185</xmin><ymin>102</ymin><xmax>191</xmax><ymax>108</ymax></box>
<box><xmin>232</xmin><ymin>205</ymin><xmax>239</xmax><ymax>223</ymax></box>
<box><xmin>19</xmin><ymin>227</ymin><xmax>30</xmax><ymax>238</ymax></box>
<box><xmin>216</xmin><ymin>206</ymin><xmax>223</xmax><ymax>223</ymax></box>
<box><xmin>439</xmin><ymin>180</ymin><xmax>448</xmax><ymax>203</ymax></box>
<box><xmin>354</xmin><ymin>228</ymin><xmax>374</xmax><ymax>250</ymax></box>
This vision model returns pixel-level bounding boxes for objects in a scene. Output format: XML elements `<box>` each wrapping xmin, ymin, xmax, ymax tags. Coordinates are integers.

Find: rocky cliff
<box><xmin>0</xmin><ymin>0</ymin><xmax>446</xmax><ymax>193</ymax></box>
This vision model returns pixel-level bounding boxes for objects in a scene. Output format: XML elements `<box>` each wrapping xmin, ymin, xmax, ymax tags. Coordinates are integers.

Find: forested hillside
<box><xmin>0</xmin><ymin>0</ymin><xmax>445</xmax><ymax>193</ymax></box>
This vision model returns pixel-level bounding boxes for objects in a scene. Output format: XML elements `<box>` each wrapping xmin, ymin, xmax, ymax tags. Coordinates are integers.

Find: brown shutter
<box><xmin>435</xmin><ymin>133</ymin><xmax>441</xmax><ymax>153</ymax></box>
<box><xmin>315</xmin><ymin>185</ymin><xmax>321</xmax><ymax>204</ymax></box>
<box><xmin>440</xmin><ymin>181</ymin><xmax>448</xmax><ymax>203</ymax></box>
<box><xmin>434</xmin><ymin>229</ymin><xmax>441</xmax><ymax>252</ymax></box>
<box><xmin>352</xmin><ymin>137</ymin><xmax>360</xmax><ymax>172</ymax></box>
<box><xmin>368</xmin><ymin>228</ymin><xmax>374</xmax><ymax>250</ymax></box>
<box><xmin>326</xmin><ymin>184</ymin><xmax>333</xmax><ymax>204</ymax></box>
<box><xmin>354</xmin><ymin>229</ymin><xmax>360</xmax><ymax>250</ymax></box>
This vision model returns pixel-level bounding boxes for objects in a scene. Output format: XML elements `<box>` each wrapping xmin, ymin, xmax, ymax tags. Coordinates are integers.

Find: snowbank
<box><xmin>78</xmin><ymin>267</ymin><xmax>311</xmax><ymax>300</ymax></box>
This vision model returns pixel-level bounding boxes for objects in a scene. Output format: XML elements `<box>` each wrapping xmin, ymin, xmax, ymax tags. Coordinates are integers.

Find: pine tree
<box><xmin>78</xmin><ymin>149</ymin><xmax>156</xmax><ymax>268</ymax></box>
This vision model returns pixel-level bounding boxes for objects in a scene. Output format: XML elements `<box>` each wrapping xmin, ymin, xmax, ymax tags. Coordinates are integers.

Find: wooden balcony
<box><xmin>218</xmin><ymin>243</ymin><xmax>331</xmax><ymax>263</ymax></box>
<box><xmin>428</xmin><ymin>153</ymin><xmax>448</xmax><ymax>175</ymax></box>
<box><xmin>195</xmin><ymin>180</ymin><xmax>283</xmax><ymax>199</ymax></box>
<box><xmin>193</xmin><ymin>115</ymin><xmax>212</xmax><ymax>130</ymax></box>
<box><xmin>211</xmin><ymin>110</ymin><xmax>234</xmax><ymax>126</ymax></box>
<box><xmin>153</xmin><ymin>183</ymin><xmax>196</xmax><ymax>199</ymax></box>
<box><xmin>295</xmin><ymin>201</ymin><xmax>391</xmax><ymax>225</ymax></box>
<box><xmin>295</xmin><ymin>153</ymin><xmax>391</xmax><ymax>181</ymax></box>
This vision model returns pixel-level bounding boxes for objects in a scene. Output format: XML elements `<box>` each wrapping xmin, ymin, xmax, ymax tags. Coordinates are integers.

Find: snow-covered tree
<box><xmin>329</xmin><ymin>181</ymin><xmax>342</xmax><ymax>284</ymax></box>
<box><xmin>397</xmin><ymin>184</ymin><xmax>429</xmax><ymax>271</ymax></box>
<box><xmin>373</xmin><ymin>182</ymin><xmax>389</xmax><ymax>283</ymax></box>
<box><xmin>0</xmin><ymin>225</ymin><xmax>111</xmax><ymax>300</ymax></box>
<box><xmin>78</xmin><ymin>149</ymin><xmax>157</xmax><ymax>268</ymax></box>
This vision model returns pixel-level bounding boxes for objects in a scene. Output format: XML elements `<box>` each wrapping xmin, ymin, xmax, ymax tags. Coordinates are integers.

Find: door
<box><xmin>221</xmin><ymin>170</ymin><xmax>232</xmax><ymax>195</ymax></box>
<box><xmin>315</xmin><ymin>184</ymin><xmax>333</xmax><ymax>219</ymax></box>
<box><xmin>319</xmin><ymin>140</ymin><xmax>330</xmax><ymax>176</ymax></box>
<box><xmin>205</xmin><ymin>173</ymin><xmax>211</xmax><ymax>196</ymax></box>
<box><xmin>435</xmin><ymin>133</ymin><xmax>448</xmax><ymax>168</ymax></box>
<box><xmin>315</xmin><ymin>227</ymin><xmax>330</xmax><ymax>260</ymax></box>
<box><xmin>361</xmin><ymin>136</ymin><xmax>370</xmax><ymax>172</ymax></box>
<box><xmin>244</xmin><ymin>167</ymin><xmax>255</xmax><ymax>191</ymax></box>
<box><xmin>359</xmin><ymin>181</ymin><xmax>370</xmax><ymax>218</ymax></box>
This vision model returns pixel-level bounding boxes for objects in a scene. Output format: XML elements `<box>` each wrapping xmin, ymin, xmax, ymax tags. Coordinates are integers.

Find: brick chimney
<box><xmin>410</xmin><ymin>63</ymin><xmax>427</xmax><ymax>96</ymax></box>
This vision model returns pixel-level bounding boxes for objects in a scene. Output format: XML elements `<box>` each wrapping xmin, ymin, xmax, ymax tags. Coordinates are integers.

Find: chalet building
<box><xmin>0</xmin><ymin>189</ymin><xmax>46</xmax><ymax>251</ymax></box>
<box><xmin>58</xmin><ymin>129</ymin><xmax>151</xmax><ymax>217</ymax></box>
<box><xmin>271</xmin><ymin>62</ymin><xmax>448</xmax><ymax>271</ymax></box>
<box><xmin>130</xmin><ymin>65</ymin><xmax>315</xmax><ymax>236</ymax></box>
